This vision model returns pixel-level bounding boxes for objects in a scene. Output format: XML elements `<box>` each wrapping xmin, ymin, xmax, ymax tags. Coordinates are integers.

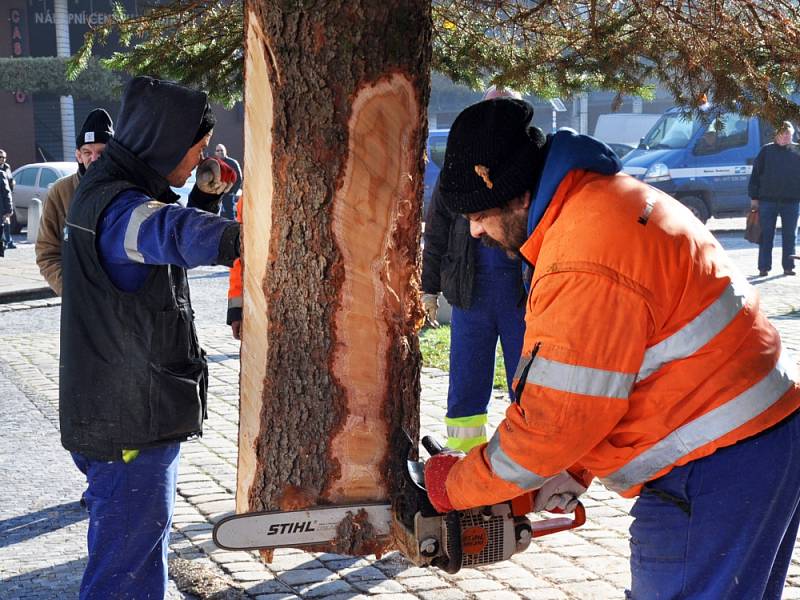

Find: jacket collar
<box><xmin>527</xmin><ymin>130</ymin><xmax>622</xmax><ymax>236</ymax></box>
<box><xmin>103</xmin><ymin>139</ymin><xmax>180</xmax><ymax>204</ymax></box>
<box><xmin>520</xmin><ymin>170</ymin><xmax>582</xmax><ymax>265</ymax></box>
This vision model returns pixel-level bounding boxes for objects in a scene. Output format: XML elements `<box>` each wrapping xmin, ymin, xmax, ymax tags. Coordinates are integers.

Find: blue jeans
<box><xmin>71</xmin><ymin>443</ymin><xmax>181</xmax><ymax>599</ymax></box>
<box><xmin>758</xmin><ymin>200</ymin><xmax>799</xmax><ymax>272</ymax></box>
<box><xmin>628</xmin><ymin>410</ymin><xmax>800</xmax><ymax>599</ymax></box>
<box><xmin>448</xmin><ymin>269</ymin><xmax>526</xmax><ymax>418</ymax></box>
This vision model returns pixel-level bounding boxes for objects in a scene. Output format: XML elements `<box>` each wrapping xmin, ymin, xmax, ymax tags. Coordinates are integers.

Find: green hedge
<box><xmin>0</xmin><ymin>57</ymin><xmax>123</xmax><ymax>100</ymax></box>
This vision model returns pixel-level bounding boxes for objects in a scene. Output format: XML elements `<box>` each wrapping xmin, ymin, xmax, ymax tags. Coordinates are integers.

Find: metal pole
<box><xmin>54</xmin><ymin>0</ymin><xmax>75</xmax><ymax>161</ymax></box>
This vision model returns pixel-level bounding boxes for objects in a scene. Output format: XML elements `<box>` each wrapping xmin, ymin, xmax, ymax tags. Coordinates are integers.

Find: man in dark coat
<box><xmin>420</xmin><ymin>87</ymin><xmax>526</xmax><ymax>452</ymax></box>
<box><xmin>0</xmin><ymin>149</ymin><xmax>14</xmax><ymax>249</ymax></box>
<box><xmin>748</xmin><ymin>121</ymin><xmax>800</xmax><ymax>276</ymax></box>
<box><xmin>214</xmin><ymin>143</ymin><xmax>242</xmax><ymax>219</ymax></box>
<box><xmin>0</xmin><ymin>159</ymin><xmax>12</xmax><ymax>256</ymax></box>
<box><xmin>60</xmin><ymin>76</ymin><xmax>239</xmax><ymax>598</ymax></box>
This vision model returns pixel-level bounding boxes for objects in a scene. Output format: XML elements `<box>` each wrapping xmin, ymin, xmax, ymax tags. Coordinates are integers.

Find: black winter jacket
<box><xmin>0</xmin><ymin>171</ymin><xmax>11</xmax><ymax>216</ymax></box>
<box><xmin>422</xmin><ymin>179</ymin><xmax>476</xmax><ymax>309</ymax></box>
<box><xmin>748</xmin><ymin>143</ymin><xmax>800</xmax><ymax>202</ymax></box>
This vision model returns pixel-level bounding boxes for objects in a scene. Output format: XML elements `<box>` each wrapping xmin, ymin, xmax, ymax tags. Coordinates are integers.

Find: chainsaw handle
<box><xmin>529</xmin><ymin>502</ymin><xmax>586</xmax><ymax>538</ymax></box>
<box><xmin>421</xmin><ymin>435</ymin><xmax>445</xmax><ymax>456</ymax></box>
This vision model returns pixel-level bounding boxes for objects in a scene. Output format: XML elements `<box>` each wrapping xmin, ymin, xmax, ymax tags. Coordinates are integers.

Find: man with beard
<box><xmin>36</xmin><ymin>108</ymin><xmax>114</xmax><ymax>294</ymax></box>
<box><xmin>423</xmin><ymin>98</ymin><xmax>800</xmax><ymax>598</ymax></box>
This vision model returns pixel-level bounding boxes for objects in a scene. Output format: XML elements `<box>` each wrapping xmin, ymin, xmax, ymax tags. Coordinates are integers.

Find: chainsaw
<box><xmin>213</xmin><ymin>436</ymin><xmax>585</xmax><ymax>573</ymax></box>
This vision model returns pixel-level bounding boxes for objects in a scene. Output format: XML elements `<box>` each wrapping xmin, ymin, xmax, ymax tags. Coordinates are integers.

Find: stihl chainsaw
<box><xmin>213</xmin><ymin>436</ymin><xmax>585</xmax><ymax>573</ymax></box>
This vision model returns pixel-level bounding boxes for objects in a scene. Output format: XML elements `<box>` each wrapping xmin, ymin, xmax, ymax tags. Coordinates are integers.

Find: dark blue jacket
<box><xmin>748</xmin><ymin>143</ymin><xmax>800</xmax><ymax>202</ymax></box>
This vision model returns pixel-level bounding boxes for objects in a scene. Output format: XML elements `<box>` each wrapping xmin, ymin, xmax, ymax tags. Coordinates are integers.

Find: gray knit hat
<box><xmin>440</xmin><ymin>98</ymin><xmax>547</xmax><ymax>214</ymax></box>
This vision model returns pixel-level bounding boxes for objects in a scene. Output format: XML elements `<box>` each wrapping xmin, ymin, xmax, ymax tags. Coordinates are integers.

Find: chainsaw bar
<box><xmin>213</xmin><ymin>502</ymin><xmax>393</xmax><ymax>551</ymax></box>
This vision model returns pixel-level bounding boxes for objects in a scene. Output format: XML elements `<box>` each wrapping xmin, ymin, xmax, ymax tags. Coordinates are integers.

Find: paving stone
<box><xmin>349</xmin><ymin>577</ymin><xmax>407</xmax><ymax>594</ymax></box>
<box><xmin>473</xmin><ymin>591</ymin><xmax>523</xmax><ymax>600</ymax></box>
<box><xmin>417</xmin><ymin>589</ymin><xmax>470</xmax><ymax>600</ymax></box>
<box><xmin>293</xmin><ymin>578</ymin><xmax>354</xmax><ymax>597</ymax></box>
<box><xmin>558</xmin><ymin>579</ymin><xmax>622</xmax><ymax>599</ymax></box>
<box><xmin>276</xmin><ymin>567</ymin><xmax>336</xmax><ymax>586</ymax></box>
<box><xmin>394</xmin><ymin>575</ymin><xmax>451</xmax><ymax>591</ymax></box>
<box><xmin>454</xmin><ymin>576</ymin><xmax>505</xmax><ymax>592</ymax></box>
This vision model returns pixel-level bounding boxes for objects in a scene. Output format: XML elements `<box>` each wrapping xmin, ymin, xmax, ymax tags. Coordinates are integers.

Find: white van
<box><xmin>593</xmin><ymin>113</ymin><xmax>662</xmax><ymax>157</ymax></box>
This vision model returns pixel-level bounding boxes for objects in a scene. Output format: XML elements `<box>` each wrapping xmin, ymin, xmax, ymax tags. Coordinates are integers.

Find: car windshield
<box><xmin>640</xmin><ymin>113</ymin><xmax>700</xmax><ymax>150</ymax></box>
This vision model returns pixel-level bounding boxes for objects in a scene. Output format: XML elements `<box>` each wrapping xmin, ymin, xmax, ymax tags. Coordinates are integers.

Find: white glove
<box><xmin>196</xmin><ymin>157</ymin><xmax>235</xmax><ymax>195</ymax></box>
<box><xmin>421</xmin><ymin>293</ymin><xmax>439</xmax><ymax>328</ymax></box>
<box><xmin>533</xmin><ymin>471</ymin><xmax>588</xmax><ymax>513</ymax></box>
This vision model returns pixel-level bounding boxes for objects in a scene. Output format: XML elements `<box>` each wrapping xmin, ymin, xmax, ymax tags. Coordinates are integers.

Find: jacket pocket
<box><xmin>148</xmin><ymin>355</ymin><xmax>208</xmax><ymax>439</ymax></box>
<box><xmin>152</xmin><ymin>306</ymin><xmax>199</xmax><ymax>363</ymax></box>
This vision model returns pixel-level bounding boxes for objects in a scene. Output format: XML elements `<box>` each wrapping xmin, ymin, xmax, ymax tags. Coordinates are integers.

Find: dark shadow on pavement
<box><xmin>0</xmin><ymin>501</ymin><xmax>87</xmax><ymax>549</ymax></box>
<box><xmin>0</xmin><ymin>556</ymin><xmax>84</xmax><ymax>599</ymax></box>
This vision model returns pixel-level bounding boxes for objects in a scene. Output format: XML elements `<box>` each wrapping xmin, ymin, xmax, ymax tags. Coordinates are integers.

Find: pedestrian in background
<box><xmin>36</xmin><ymin>109</ymin><xmax>114</xmax><ymax>294</ymax></box>
<box><xmin>748</xmin><ymin>121</ymin><xmax>800</xmax><ymax>276</ymax></box>
<box><xmin>214</xmin><ymin>143</ymin><xmax>242</xmax><ymax>219</ymax></box>
<box><xmin>420</xmin><ymin>87</ymin><xmax>527</xmax><ymax>452</ymax></box>
<box><xmin>0</xmin><ymin>158</ymin><xmax>12</xmax><ymax>257</ymax></box>
<box><xmin>424</xmin><ymin>98</ymin><xmax>800</xmax><ymax>599</ymax></box>
<box><xmin>0</xmin><ymin>149</ymin><xmax>15</xmax><ymax>249</ymax></box>
<box><xmin>60</xmin><ymin>76</ymin><xmax>240</xmax><ymax>599</ymax></box>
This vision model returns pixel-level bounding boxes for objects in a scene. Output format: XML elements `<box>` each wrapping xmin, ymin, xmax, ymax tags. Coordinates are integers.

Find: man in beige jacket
<box><xmin>36</xmin><ymin>109</ymin><xmax>114</xmax><ymax>294</ymax></box>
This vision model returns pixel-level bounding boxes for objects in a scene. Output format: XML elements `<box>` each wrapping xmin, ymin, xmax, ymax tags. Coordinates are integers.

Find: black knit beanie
<box><xmin>76</xmin><ymin>108</ymin><xmax>114</xmax><ymax>148</ymax></box>
<box><xmin>439</xmin><ymin>98</ymin><xmax>547</xmax><ymax>214</ymax></box>
<box><xmin>192</xmin><ymin>103</ymin><xmax>216</xmax><ymax>145</ymax></box>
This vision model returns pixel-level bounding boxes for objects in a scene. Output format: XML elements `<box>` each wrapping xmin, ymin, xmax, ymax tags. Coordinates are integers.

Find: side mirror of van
<box><xmin>638</xmin><ymin>137</ymin><xmax>648</xmax><ymax>150</ymax></box>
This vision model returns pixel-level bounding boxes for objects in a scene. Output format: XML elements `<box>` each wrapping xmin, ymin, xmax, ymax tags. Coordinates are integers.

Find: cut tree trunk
<box><xmin>237</xmin><ymin>1</ymin><xmax>431</xmax><ymax>557</ymax></box>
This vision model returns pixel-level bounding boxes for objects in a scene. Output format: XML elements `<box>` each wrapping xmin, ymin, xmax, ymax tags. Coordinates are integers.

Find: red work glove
<box><xmin>196</xmin><ymin>157</ymin><xmax>237</xmax><ymax>194</ymax></box>
<box><xmin>424</xmin><ymin>451</ymin><xmax>464</xmax><ymax>513</ymax></box>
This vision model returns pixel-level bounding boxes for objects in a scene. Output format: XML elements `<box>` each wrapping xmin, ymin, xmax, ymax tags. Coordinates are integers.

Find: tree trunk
<box><xmin>237</xmin><ymin>1</ymin><xmax>431</xmax><ymax>556</ymax></box>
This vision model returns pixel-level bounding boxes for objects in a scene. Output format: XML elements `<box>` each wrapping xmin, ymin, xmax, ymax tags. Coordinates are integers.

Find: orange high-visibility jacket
<box><xmin>226</xmin><ymin>196</ymin><xmax>243</xmax><ymax>324</ymax></box>
<box><xmin>446</xmin><ymin>169</ymin><xmax>800</xmax><ymax>507</ymax></box>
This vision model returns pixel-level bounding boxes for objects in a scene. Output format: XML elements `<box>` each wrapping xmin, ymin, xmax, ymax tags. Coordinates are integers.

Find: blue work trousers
<box><xmin>447</xmin><ymin>269</ymin><xmax>526</xmax><ymax>419</ymax></box>
<box><xmin>758</xmin><ymin>199</ymin><xmax>799</xmax><ymax>273</ymax></box>
<box><xmin>71</xmin><ymin>443</ymin><xmax>181</xmax><ymax>599</ymax></box>
<box><xmin>628</xmin><ymin>410</ymin><xmax>800</xmax><ymax>599</ymax></box>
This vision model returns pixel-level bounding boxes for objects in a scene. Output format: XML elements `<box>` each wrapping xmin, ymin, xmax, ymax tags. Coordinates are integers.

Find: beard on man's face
<box><xmin>478</xmin><ymin>210</ymin><xmax>528</xmax><ymax>258</ymax></box>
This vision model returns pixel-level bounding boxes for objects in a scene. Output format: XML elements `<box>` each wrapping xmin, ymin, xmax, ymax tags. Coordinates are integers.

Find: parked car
<box><xmin>621</xmin><ymin>107</ymin><xmax>775</xmax><ymax>223</ymax></box>
<box><xmin>424</xmin><ymin>129</ymin><xmax>449</xmax><ymax>218</ymax></box>
<box><xmin>10</xmin><ymin>162</ymin><xmax>78</xmax><ymax>232</ymax></box>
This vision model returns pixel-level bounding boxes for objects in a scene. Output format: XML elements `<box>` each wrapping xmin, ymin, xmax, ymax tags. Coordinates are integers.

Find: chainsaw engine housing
<box><xmin>406</xmin><ymin>500</ymin><xmax>532</xmax><ymax>573</ymax></box>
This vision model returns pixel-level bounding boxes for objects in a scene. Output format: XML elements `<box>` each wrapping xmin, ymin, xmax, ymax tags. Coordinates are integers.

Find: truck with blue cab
<box><xmin>622</xmin><ymin>108</ymin><xmax>776</xmax><ymax>223</ymax></box>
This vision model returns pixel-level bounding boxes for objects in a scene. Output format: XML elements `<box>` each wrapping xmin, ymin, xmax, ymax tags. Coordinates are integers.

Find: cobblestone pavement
<box><xmin>2</xmin><ymin>232</ymin><xmax>800</xmax><ymax>599</ymax></box>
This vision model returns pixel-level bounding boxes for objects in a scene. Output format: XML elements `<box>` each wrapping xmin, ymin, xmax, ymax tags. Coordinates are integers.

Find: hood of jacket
<box><xmin>83</xmin><ymin>138</ymin><xmax>180</xmax><ymax>205</ymax></box>
<box><xmin>528</xmin><ymin>130</ymin><xmax>622</xmax><ymax>235</ymax></box>
<box><xmin>112</xmin><ymin>76</ymin><xmax>208</xmax><ymax>178</ymax></box>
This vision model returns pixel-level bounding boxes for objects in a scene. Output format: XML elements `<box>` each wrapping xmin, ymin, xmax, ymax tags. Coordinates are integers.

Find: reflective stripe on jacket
<box><xmin>445</xmin><ymin>169</ymin><xmax>800</xmax><ymax>509</ymax></box>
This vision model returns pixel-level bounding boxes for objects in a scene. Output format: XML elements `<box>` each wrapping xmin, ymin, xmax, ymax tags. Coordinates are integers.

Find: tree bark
<box><xmin>237</xmin><ymin>1</ymin><xmax>431</xmax><ymax>556</ymax></box>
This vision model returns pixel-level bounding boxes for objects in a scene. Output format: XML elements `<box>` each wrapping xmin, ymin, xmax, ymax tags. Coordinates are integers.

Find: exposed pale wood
<box><xmin>236</xmin><ymin>16</ymin><xmax>273</xmax><ymax>515</ymax></box>
<box><xmin>236</xmin><ymin>2</ymin><xmax>431</xmax><ymax>555</ymax></box>
<box><xmin>329</xmin><ymin>74</ymin><xmax>419</xmax><ymax>504</ymax></box>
